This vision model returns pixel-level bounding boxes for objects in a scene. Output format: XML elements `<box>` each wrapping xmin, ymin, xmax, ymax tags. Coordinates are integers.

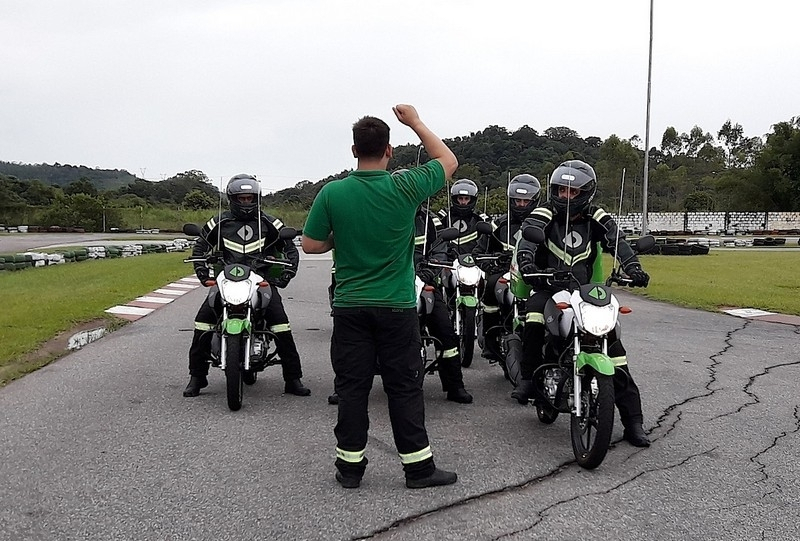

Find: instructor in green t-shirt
<box><xmin>302</xmin><ymin>104</ymin><xmax>459</xmax><ymax>489</ymax></box>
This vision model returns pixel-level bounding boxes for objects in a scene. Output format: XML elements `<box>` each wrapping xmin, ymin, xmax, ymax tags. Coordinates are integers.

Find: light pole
<box><xmin>642</xmin><ymin>0</ymin><xmax>654</xmax><ymax>234</ymax></box>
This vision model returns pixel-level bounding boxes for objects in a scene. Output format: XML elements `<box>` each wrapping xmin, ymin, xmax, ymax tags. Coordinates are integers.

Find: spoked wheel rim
<box><xmin>570</xmin><ymin>371</ymin><xmax>614</xmax><ymax>469</ymax></box>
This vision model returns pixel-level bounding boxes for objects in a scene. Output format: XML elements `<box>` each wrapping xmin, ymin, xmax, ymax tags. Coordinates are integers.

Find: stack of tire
<box><xmin>106</xmin><ymin>246</ymin><xmax>123</xmax><ymax>258</ymax></box>
<box><xmin>0</xmin><ymin>253</ymin><xmax>35</xmax><ymax>270</ymax></box>
<box><xmin>646</xmin><ymin>238</ymin><xmax>709</xmax><ymax>256</ymax></box>
<box><xmin>753</xmin><ymin>237</ymin><xmax>786</xmax><ymax>246</ymax></box>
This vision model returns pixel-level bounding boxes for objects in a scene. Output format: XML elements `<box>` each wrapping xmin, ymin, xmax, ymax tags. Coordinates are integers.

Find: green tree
<box><xmin>683</xmin><ymin>191</ymin><xmax>714</xmax><ymax>211</ymax></box>
<box><xmin>183</xmin><ymin>189</ymin><xmax>217</xmax><ymax>210</ymax></box>
<box><xmin>64</xmin><ymin>176</ymin><xmax>98</xmax><ymax>197</ymax></box>
<box><xmin>753</xmin><ymin>117</ymin><xmax>800</xmax><ymax>210</ymax></box>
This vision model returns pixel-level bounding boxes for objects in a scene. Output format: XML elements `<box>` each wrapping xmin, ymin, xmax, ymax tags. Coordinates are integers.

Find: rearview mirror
<box><xmin>521</xmin><ymin>225</ymin><xmax>545</xmax><ymax>244</ymax></box>
<box><xmin>475</xmin><ymin>221</ymin><xmax>493</xmax><ymax>236</ymax></box>
<box><xmin>632</xmin><ymin>235</ymin><xmax>656</xmax><ymax>254</ymax></box>
<box><xmin>183</xmin><ymin>223</ymin><xmax>201</xmax><ymax>237</ymax></box>
<box><xmin>279</xmin><ymin>227</ymin><xmax>298</xmax><ymax>240</ymax></box>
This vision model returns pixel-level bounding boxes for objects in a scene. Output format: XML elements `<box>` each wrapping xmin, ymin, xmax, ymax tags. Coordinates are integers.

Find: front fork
<box><xmin>220</xmin><ymin>305</ymin><xmax>253</xmax><ymax>371</ymax></box>
<box><xmin>571</xmin><ymin>335</ymin><xmax>608</xmax><ymax>418</ymax></box>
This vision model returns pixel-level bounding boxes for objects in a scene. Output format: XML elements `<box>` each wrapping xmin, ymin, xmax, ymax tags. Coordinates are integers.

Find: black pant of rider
<box><xmin>424</xmin><ymin>288</ymin><xmax>472</xmax><ymax>404</ymax></box>
<box><xmin>479</xmin><ymin>272</ymin><xmax>506</xmax><ymax>361</ymax></box>
<box><xmin>184</xmin><ymin>286</ymin><xmax>310</xmax><ymax>397</ymax></box>
<box><xmin>513</xmin><ymin>290</ymin><xmax>650</xmax><ymax>447</ymax></box>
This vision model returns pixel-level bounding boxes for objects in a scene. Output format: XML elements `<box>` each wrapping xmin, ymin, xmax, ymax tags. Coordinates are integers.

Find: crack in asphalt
<box><xmin>750</xmin><ymin>404</ymin><xmax>800</xmax><ymax>485</ymax></box>
<box><xmin>490</xmin><ymin>449</ymin><xmax>715</xmax><ymax>540</ymax></box>
<box><xmin>649</xmin><ymin>320</ymin><xmax>748</xmax><ymax>441</ymax></box>
<box><xmin>350</xmin><ymin>319</ymin><xmax>798</xmax><ymax>541</ymax></box>
<box><xmin>351</xmin><ymin>460</ymin><xmax>575</xmax><ymax>541</ymax></box>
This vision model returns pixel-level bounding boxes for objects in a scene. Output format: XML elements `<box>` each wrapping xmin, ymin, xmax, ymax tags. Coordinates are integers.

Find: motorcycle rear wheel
<box><xmin>570</xmin><ymin>370</ymin><xmax>614</xmax><ymax>469</ymax></box>
<box><xmin>459</xmin><ymin>306</ymin><xmax>476</xmax><ymax>367</ymax></box>
<box><xmin>224</xmin><ymin>334</ymin><xmax>245</xmax><ymax>411</ymax></box>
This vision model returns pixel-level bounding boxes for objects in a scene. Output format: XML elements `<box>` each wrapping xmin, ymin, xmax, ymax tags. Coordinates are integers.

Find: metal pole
<box><xmin>642</xmin><ymin>0</ymin><xmax>654</xmax><ymax>234</ymax></box>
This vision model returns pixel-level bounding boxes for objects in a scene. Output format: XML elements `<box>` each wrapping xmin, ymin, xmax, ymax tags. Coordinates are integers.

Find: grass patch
<box><xmin>0</xmin><ymin>252</ymin><xmax>191</xmax><ymax>385</ymax></box>
<box><xmin>607</xmin><ymin>250</ymin><xmax>800</xmax><ymax>315</ymax></box>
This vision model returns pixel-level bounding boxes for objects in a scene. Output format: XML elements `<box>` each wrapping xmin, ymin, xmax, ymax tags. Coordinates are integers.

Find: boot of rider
<box><xmin>274</xmin><ymin>330</ymin><xmax>311</xmax><ymax>396</ymax></box>
<box><xmin>511</xmin><ymin>322</ymin><xmax>545</xmax><ymax>404</ymax></box>
<box><xmin>184</xmin><ymin>330</ymin><xmax>212</xmax><ymax>397</ymax></box>
<box><xmin>480</xmin><ymin>310</ymin><xmax>502</xmax><ymax>361</ymax></box>
<box><xmin>614</xmin><ymin>365</ymin><xmax>650</xmax><ymax>447</ymax></box>
<box><xmin>439</xmin><ymin>352</ymin><xmax>472</xmax><ymax>404</ymax></box>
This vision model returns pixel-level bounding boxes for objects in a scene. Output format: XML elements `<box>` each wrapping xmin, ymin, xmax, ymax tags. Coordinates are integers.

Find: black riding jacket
<box><xmin>515</xmin><ymin>203</ymin><xmax>639</xmax><ymax>285</ymax></box>
<box><xmin>436</xmin><ymin>208</ymin><xmax>496</xmax><ymax>256</ymax></box>
<box><xmin>192</xmin><ymin>211</ymin><xmax>299</xmax><ymax>282</ymax></box>
<box><xmin>414</xmin><ymin>209</ymin><xmax>447</xmax><ymax>267</ymax></box>
<box><xmin>473</xmin><ymin>212</ymin><xmax>524</xmax><ymax>274</ymax></box>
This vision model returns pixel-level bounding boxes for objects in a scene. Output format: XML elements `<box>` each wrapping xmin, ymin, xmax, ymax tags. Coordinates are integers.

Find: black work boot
<box><xmin>623</xmin><ymin>423</ymin><xmax>651</xmax><ymax>447</ymax></box>
<box><xmin>183</xmin><ymin>375</ymin><xmax>208</xmax><ymax>397</ymax></box>
<box><xmin>335</xmin><ymin>471</ymin><xmax>361</xmax><ymax>489</ymax></box>
<box><xmin>406</xmin><ymin>468</ymin><xmax>458</xmax><ymax>489</ymax></box>
<box><xmin>511</xmin><ymin>379</ymin><xmax>533</xmax><ymax>405</ymax></box>
<box><xmin>284</xmin><ymin>378</ymin><xmax>311</xmax><ymax>396</ymax></box>
<box><xmin>446</xmin><ymin>388</ymin><xmax>473</xmax><ymax>404</ymax></box>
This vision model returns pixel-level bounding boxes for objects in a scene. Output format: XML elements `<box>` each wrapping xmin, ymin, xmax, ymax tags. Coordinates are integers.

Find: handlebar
<box><xmin>183</xmin><ymin>255</ymin><xmax>294</xmax><ymax>268</ymax></box>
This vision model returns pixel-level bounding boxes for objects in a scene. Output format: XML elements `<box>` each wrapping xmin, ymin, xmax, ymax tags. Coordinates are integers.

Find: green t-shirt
<box><xmin>304</xmin><ymin>160</ymin><xmax>445</xmax><ymax>308</ymax></box>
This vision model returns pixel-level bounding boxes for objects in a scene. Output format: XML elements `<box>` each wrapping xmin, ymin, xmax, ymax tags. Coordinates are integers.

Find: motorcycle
<box><xmin>441</xmin><ymin>252</ymin><xmax>484</xmax><ymax>367</ymax></box>
<box><xmin>472</xmin><ymin>251</ymin><xmax>526</xmax><ymax>384</ymax></box>
<box><xmin>183</xmin><ymin>223</ymin><xmax>298</xmax><ymax>411</ymax></box>
<box><xmin>519</xmin><ymin>226</ymin><xmax>655</xmax><ymax>469</ymax></box>
<box><xmin>472</xmin><ymin>221</ymin><xmax>528</xmax><ymax>384</ymax></box>
<box><xmin>417</xmin><ymin>227</ymin><xmax>459</xmax><ymax>376</ymax></box>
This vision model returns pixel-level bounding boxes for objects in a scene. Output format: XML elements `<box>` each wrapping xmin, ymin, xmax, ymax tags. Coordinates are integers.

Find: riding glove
<box><xmin>624</xmin><ymin>263</ymin><xmax>650</xmax><ymax>287</ymax></box>
<box><xmin>416</xmin><ymin>266</ymin><xmax>438</xmax><ymax>286</ymax></box>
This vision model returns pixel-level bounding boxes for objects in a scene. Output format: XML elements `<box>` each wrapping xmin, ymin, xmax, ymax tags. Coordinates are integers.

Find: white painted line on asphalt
<box><xmin>153</xmin><ymin>288</ymin><xmax>188</xmax><ymax>296</ymax></box>
<box><xmin>723</xmin><ymin>308</ymin><xmax>776</xmax><ymax>318</ymax></box>
<box><xmin>106</xmin><ymin>306</ymin><xmax>154</xmax><ymax>316</ymax></box>
<box><xmin>180</xmin><ymin>276</ymin><xmax>200</xmax><ymax>283</ymax></box>
<box><xmin>135</xmin><ymin>296</ymin><xmax>174</xmax><ymax>304</ymax></box>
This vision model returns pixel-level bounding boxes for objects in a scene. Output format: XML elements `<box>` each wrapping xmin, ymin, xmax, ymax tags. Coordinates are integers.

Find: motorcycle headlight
<box><xmin>457</xmin><ymin>265</ymin><xmax>484</xmax><ymax>287</ymax></box>
<box><xmin>219</xmin><ymin>278</ymin><xmax>255</xmax><ymax>305</ymax></box>
<box><xmin>578</xmin><ymin>302</ymin><xmax>617</xmax><ymax>336</ymax></box>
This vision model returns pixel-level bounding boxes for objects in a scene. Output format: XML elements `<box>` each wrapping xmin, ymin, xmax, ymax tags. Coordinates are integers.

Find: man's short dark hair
<box><xmin>352</xmin><ymin>116</ymin><xmax>390</xmax><ymax>159</ymax></box>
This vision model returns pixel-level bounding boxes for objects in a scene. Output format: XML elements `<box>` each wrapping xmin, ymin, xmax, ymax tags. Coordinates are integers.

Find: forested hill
<box><xmin>0</xmin><ymin>161</ymin><xmax>137</xmax><ymax>191</ymax></box>
<box><xmin>264</xmin><ymin>125</ymin><xmax>603</xmax><ymax>208</ymax></box>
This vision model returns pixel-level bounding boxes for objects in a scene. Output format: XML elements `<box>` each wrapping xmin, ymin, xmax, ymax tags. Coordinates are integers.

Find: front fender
<box><xmin>576</xmin><ymin>351</ymin><xmax>615</xmax><ymax>376</ymax></box>
<box><xmin>222</xmin><ymin>318</ymin><xmax>252</xmax><ymax>335</ymax></box>
<box><xmin>456</xmin><ymin>295</ymin><xmax>479</xmax><ymax>308</ymax></box>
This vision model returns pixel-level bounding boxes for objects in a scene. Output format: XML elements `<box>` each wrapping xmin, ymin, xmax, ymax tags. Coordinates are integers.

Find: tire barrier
<box><xmin>0</xmin><ymin>239</ymin><xmax>194</xmax><ymax>272</ymax></box>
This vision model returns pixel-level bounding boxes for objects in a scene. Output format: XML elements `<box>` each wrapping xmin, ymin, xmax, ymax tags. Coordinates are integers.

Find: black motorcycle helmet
<box><xmin>450</xmin><ymin>178</ymin><xmax>478</xmax><ymax>218</ymax></box>
<box><xmin>226</xmin><ymin>174</ymin><xmax>260</xmax><ymax>220</ymax></box>
<box><xmin>548</xmin><ymin>160</ymin><xmax>597</xmax><ymax>218</ymax></box>
<box><xmin>507</xmin><ymin>174</ymin><xmax>541</xmax><ymax>222</ymax></box>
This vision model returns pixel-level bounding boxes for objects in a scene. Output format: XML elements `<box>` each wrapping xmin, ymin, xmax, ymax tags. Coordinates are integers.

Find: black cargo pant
<box><xmin>188</xmin><ymin>286</ymin><xmax>303</xmax><ymax>381</ymax></box>
<box><xmin>422</xmin><ymin>288</ymin><xmax>465</xmax><ymax>392</ymax></box>
<box><xmin>331</xmin><ymin>306</ymin><xmax>436</xmax><ymax>480</ymax></box>
<box><xmin>479</xmin><ymin>272</ymin><xmax>507</xmax><ymax>354</ymax></box>
<box><xmin>522</xmin><ymin>290</ymin><xmax>645</xmax><ymax>427</ymax></box>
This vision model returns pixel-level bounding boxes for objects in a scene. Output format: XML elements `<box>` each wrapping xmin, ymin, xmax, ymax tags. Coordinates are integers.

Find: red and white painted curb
<box><xmin>105</xmin><ymin>276</ymin><xmax>200</xmax><ymax>321</ymax></box>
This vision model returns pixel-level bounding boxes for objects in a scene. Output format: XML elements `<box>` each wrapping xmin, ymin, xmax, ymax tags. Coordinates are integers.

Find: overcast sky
<box><xmin>2</xmin><ymin>1</ymin><xmax>798</xmax><ymax>193</ymax></box>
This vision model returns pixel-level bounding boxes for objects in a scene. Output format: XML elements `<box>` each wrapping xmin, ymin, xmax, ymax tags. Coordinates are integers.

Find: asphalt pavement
<box><xmin>1</xmin><ymin>251</ymin><xmax>799</xmax><ymax>540</ymax></box>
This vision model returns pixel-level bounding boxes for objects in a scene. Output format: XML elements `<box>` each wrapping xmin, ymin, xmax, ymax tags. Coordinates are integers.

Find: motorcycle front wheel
<box><xmin>570</xmin><ymin>369</ymin><xmax>614</xmax><ymax>469</ymax></box>
<box><xmin>224</xmin><ymin>334</ymin><xmax>245</xmax><ymax>411</ymax></box>
<box><xmin>459</xmin><ymin>305</ymin><xmax>476</xmax><ymax>367</ymax></box>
